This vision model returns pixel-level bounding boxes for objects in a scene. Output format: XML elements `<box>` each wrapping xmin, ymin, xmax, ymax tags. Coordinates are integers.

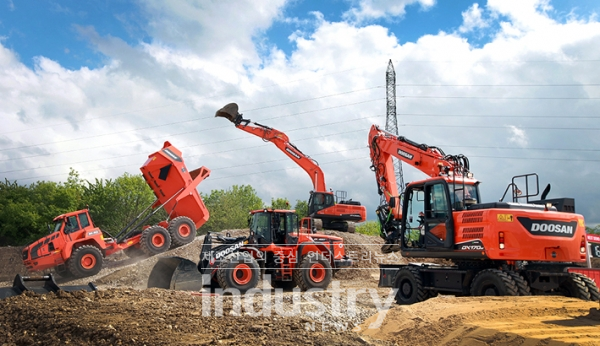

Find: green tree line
<box><xmin>0</xmin><ymin>170</ymin><xmax>308</xmax><ymax>246</ymax></box>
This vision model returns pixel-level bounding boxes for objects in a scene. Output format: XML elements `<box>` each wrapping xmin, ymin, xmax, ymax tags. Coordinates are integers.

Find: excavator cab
<box><xmin>308</xmin><ymin>191</ymin><xmax>335</xmax><ymax>215</ymax></box>
<box><xmin>400</xmin><ymin>179</ymin><xmax>456</xmax><ymax>252</ymax></box>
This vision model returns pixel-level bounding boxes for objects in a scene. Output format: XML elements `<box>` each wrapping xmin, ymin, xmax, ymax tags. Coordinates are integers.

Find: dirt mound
<box><xmin>0</xmin><ymin>288</ymin><xmax>382</xmax><ymax>346</ymax></box>
<box><xmin>357</xmin><ymin>295</ymin><xmax>600</xmax><ymax>345</ymax></box>
<box><xmin>0</xmin><ymin>246</ymin><xmax>26</xmax><ymax>281</ymax></box>
<box><xmin>3</xmin><ymin>230</ymin><xmax>600</xmax><ymax>345</ymax></box>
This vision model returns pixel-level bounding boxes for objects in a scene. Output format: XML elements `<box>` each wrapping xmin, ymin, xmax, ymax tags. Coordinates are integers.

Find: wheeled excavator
<box><xmin>215</xmin><ymin>103</ymin><xmax>366</xmax><ymax>233</ymax></box>
<box><xmin>368</xmin><ymin>124</ymin><xmax>599</xmax><ymax>304</ymax></box>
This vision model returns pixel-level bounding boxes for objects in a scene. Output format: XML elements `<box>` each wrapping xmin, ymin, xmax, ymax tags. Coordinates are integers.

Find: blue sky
<box><xmin>2</xmin><ymin>0</ymin><xmax>600</xmax><ymax>224</ymax></box>
<box><xmin>4</xmin><ymin>0</ymin><xmax>599</xmax><ymax>71</ymax></box>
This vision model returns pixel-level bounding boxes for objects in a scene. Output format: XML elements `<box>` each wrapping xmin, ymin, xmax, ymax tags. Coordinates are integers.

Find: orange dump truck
<box><xmin>20</xmin><ymin>141</ymin><xmax>210</xmax><ymax>279</ymax></box>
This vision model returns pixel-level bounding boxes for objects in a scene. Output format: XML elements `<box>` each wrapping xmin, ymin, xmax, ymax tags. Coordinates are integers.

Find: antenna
<box><xmin>385</xmin><ymin>59</ymin><xmax>404</xmax><ymax>197</ymax></box>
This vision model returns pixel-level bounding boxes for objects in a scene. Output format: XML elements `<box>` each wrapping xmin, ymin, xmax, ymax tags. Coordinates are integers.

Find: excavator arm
<box><xmin>217</xmin><ymin>103</ymin><xmax>367</xmax><ymax>230</ymax></box>
<box><xmin>368</xmin><ymin>124</ymin><xmax>473</xmax><ymax>248</ymax></box>
<box><xmin>216</xmin><ymin>103</ymin><xmax>326</xmax><ymax>192</ymax></box>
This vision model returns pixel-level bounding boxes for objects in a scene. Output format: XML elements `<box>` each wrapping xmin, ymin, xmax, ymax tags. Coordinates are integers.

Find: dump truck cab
<box><xmin>22</xmin><ymin>209</ymin><xmax>105</xmax><ymax>272</ymax></box>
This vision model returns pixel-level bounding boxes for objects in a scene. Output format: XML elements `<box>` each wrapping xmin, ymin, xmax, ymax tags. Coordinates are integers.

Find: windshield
<box><xmin>449</xmin><ymin>184</ymin><xmax>479</xmax><ymax>204</ymax></box>
<box><xmin>52</xmin><ymin>219</ymin><xmax>63</xmax><ymax>233</ymax></box>
<box><xmin>249</xmin><ymin>212</ymin><xmax>272</xmax><ymax>243</ymax></box>
<box><xmin>308</xmin><ymin>192</ymin><xmax>335</xmax><ymax>214</ymax></box>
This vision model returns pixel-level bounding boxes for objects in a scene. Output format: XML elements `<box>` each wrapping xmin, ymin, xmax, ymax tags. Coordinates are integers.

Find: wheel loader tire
<box><xmin>140</xmin><ymin>226</ymin><xmax>172</xmax><ymax>256</ymax></box>
<box><xmin>393</xmin><ymin>267</ymin><xmax>426</xmax><ymax>304</ymax></box>
<box><xmin>271</xmin><ymin>280</ymin><xmax>297</xmax><ymax>291</ymax></box>
<box><xmin>216</xmin><ymin>252</ymin><xmax>260</xmax><ymax>294</ymax></box>
<box><xmin>293</xmin><ymin>252</ymin><xmax>332</xmax><ymax>291</ymax></box>
<box><xmin>68</xmin><ymin>245</ymin><xmax>103</xmax><ymax>278</ymax></box>
<box><xmin>561</xmin><ymin>273</ymin><xmax>592</xmax><ymax>301</ymax></box>
<box><xmin>506</xmin><ymin>270</ymin><xmax>531</xmax><ymax>296</ymax></box>
<box><xmin>470</xmin><ymin>269</ymin><xmax>518</xmax><ymax>297</ymax></box>
<box><xmin>577</xmin><ymin>273</ymin><xmax>600</xmax><ymax>301</ymax></box>
<box><xmin>168</xmin><ymin>216</ymin><xmax>196</xmax><ymax>248</ymax></box>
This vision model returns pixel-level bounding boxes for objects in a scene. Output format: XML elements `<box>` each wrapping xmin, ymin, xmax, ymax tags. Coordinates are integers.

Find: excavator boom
<box><xmin>217</xmin><ymin>103</ymin><xmax>367</xmax><ymax>230</ymax></box>
<box><xmin>216</xmin><ymin>103</ymin><xmax>326</xmax><ymax>192</ymax></box>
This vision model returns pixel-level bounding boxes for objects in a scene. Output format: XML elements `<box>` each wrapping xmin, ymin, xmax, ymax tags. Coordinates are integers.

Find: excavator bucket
<box><xmin>215</xmin><ymin>103</ymin><xmax>241</xmax><ymax>123</ymax></box>
<box><xmin>0</xmin><ymin>274</ymin><xmax>97</xmax><ymax>299</ymax></box>
<box><xmin>147</xmin><ymin>257</ymin><xmax>204</xmax><ymax>291</ymax></box>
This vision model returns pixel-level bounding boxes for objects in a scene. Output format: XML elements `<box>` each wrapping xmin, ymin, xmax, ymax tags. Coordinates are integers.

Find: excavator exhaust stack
<box><xmin>215</xmin><ymin>103</ymin><xmax>242</xmax><ymax>124</ymax></box>
<box><xmin>0</xmin><ymin>274</ymin><xmax>97</xmax><ymax>299</ymax></box>
<box><xmin>147</xmin><ymin>257</ymin><xmax>204</xmax><ymax>291</ymax></box>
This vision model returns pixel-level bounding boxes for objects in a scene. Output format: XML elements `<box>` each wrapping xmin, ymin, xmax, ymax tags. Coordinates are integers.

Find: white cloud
<box><xmin>343</xmin><ymin>0</ymin><xmax>435</xmax><ymax>23</ymax></box>
<box><xmin>2</xmin><ymin>0</ymin><xmax>600</xmax><ymax>223</ymax></box>
<box><xmin>507</xmin><ymin>126</ymin><xmax>528</xmax><ymax>147</ymax></box>
<box><xmin>459</xmin><ymin>3</ymin><xmax>489</xmax><ymax>33</ymax></box>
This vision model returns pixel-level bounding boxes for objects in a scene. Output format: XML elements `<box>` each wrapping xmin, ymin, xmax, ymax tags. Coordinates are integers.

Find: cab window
<box><xmin>285</xmin><ymin>213</ymin><xmax>298</xmax><ymax>234</ymax></box>
<box><xmin>64</xmin><ymin>216</ymin><xmax>80</xmax><ymax>234</ymax></box>
<box><xmin>250</xmin><ymin>212</ymin><xmax>272</xmax><ymax>244</ymax></box>
<box><xmin>429</xmin><ymin>184</ymin><xmax>450</xmax><ymax>219</ymax></box>
<box><xmin>78</xmin><ymin>213</ymin><xmax>90</xmax><ymax>228</ymax></box>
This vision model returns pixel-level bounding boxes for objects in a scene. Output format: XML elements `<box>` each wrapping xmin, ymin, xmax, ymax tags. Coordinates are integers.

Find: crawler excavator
<box><xmin>368</xmin><ymin>124</ymin><xmax>599</xmax><ymax>304</ymax></box>
<box><xmin>215</xmin><ymin>103</ymin><xmax>366</xmax><ymax>233</ymax></box>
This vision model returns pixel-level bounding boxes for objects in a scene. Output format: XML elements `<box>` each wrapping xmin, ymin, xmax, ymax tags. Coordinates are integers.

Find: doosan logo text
<box><xmin>396</xmin><ymin>149</ymin><xmax>413</xmax><ymax>160</ymax></box>
<box><xmin>531</xmin><ymin>223</ymin><xmax>573</xmax><ymax>234</ymax></box>
<box><xmin>285</xmin><ymin>147</ymin><xmax>302</xmax><ymax>160</ymax></box>
<box><xmin>215</xmin><ymin>241</ymin><xmax>244</xmax><ymax>260</ymax></box>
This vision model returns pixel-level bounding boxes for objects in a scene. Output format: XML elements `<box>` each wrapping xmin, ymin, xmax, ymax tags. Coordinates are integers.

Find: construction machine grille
<box><xmin>461</xmin><ymin>211</ymin><xmax>484</xmax><ymax>223</ymax></box>
<box><xmin>461</xmin><ymin>227</ymin><xmax>484</xmax><ymax>239</ymax></box>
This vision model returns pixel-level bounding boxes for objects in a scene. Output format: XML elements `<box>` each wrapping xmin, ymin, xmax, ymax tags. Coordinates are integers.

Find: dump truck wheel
<box><xmin>68</xmin><ymin>245</ymin><xmax>103</xmax><ymax>278</ymax></box>
<box><xmin>216</xmin><ymin>252</ymin><xmax>260</xmax><ymax>293</ymax></box>
<box><xmin>470</xmin><ymin>269</ymin><xmax>518</xmax><ymax>297</ymax></box>
<box><xmin>393</xmin><ymin>267</ymin><xmax>425</xmax><ymax>304</ymax></box>
<box><xmin>54</xmin><ymin>265</ymin><xmax>74</xmax><ymax>280</ymax></box>
<box><xmin>561</xmin><ymin>273</ymin><xmax>592</xmax><ymax>301</ymax></box>
<box><xmin>293</xmin><ymin>252</ymin><xmax>332</xmax><ymax>291</ymax></box>
<box><xmin>271</xmin><ymin>280</ymin><xmax>297</xmax><ymax>290</ymax></box>
<box><xmin>168</xmin><ymin>216</ymin><xmax>196</xmax><ymax>248</ymax></box>
<box><xmin>140</xmin><ymin>226</ymin><xmax>172</xmax><ymax>256</ymax></box>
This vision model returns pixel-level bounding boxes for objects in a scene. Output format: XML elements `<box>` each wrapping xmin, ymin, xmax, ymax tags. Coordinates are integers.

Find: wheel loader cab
<box><xmin>249</xmin><ymin>210</ymin><xmax>299</xmax><ymax>246</ymax></box>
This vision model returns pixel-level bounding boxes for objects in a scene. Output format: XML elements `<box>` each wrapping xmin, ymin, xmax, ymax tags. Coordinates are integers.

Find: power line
<box><xmin>4</xmin><ymin>81</ymin><xmax>600</xmax><ymax>136</ymax></box>
<box><xmin>8</xmin><ymin>147</ymin><xmax>600</xmax><ymax>183</ymax></box>
<box><xmin>0</xmin><ymin>99</ymin><xmax>383</xmax><ymax>156</ymax></box>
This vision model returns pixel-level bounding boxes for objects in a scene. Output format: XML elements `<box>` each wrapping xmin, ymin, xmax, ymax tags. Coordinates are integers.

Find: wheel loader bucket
<box><xmin>147</xmin><ymin>257</ymin><xmax>204</xmax><ymax>291</ymax></box>
<box><xmin>215</xmin><ymin>103</ymin><xmax>241</xmax><ymax>123</ymax></box>
<box><xmin>0</xmin><ymin>274</ymin><xmax>97</xmax><ymax>299</ymax></box>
